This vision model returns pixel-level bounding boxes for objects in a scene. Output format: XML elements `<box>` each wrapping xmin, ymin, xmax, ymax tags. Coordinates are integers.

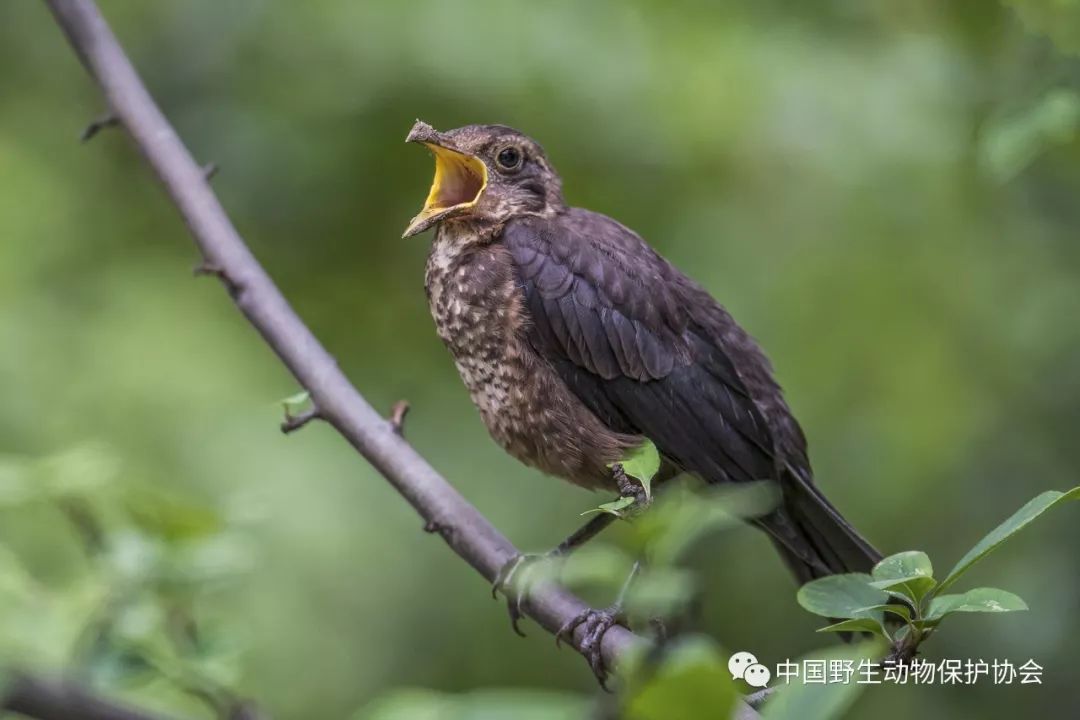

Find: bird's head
<box><xmin>402</xmin><ymin>121</ymin><xmax>564</xmax><ymax>238</ymax></box>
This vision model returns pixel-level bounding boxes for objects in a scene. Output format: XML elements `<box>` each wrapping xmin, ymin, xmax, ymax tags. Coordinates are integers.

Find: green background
<box><xmin>1</xmin><ymin>1</ymin><xmax>1079</xmax><ymax>718</ymax></box>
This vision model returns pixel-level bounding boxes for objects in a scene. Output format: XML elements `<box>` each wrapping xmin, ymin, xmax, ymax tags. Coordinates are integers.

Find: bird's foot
<box><xmin>612</xmin><ymin>463</ymin><xmax>650</xmax><ymax>512</ymax></box>
<box><xmin>492</xmin><ymin>552</ymin><xmax>560</xmax><ymax>637</ymax></box>
<box><xmin>556</xmin><ymin>604</ymin><xmax>628</xmax><ymax>688</ymax></box>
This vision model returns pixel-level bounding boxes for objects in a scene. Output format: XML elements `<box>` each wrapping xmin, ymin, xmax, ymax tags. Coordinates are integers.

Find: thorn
<box><xmin>388</xmin><ymin>400</ymin><xmax>410</xmax><ymax>435</ymax></box>
<box><xmin>80</xmin><ymin>112</ymin><xmax>119</xmax><ymax>142</ymax></box>
<box><xmin>193</xmin><ymin>261</ymin><xmax>225</xmax><ymax>279</ymax></box>
<box><xmin>202</xmin><ymin>162</ymin><xmax>219</xmax><ymax>181</ymax></box>
<box><xmin>423</xmin><ymin>519</ymin><xmax>453</xmax><ymax>540</ymax></box>
<box><xmin>193</xmin><ymin>260</ymin><xmax>242</xmax><ymax>296</ymax></box>
<box><xmin>281</xmin><ymin>408</ymin><xmax>320</xmax><ymax>434</ymax></box>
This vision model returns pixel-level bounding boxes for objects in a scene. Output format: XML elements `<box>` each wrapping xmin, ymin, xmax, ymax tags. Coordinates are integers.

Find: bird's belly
<box><xmin>456</xmin><ymin>347</ymin><xmax>625</xmax><ymax>490</ymax></box>
<box><xmin>425</xmin><ymin>235</ymin><xmax>633</xmax><ymax>490</ymax></box>
<box><xmin>437</xmin><ymin>313</ymin><xmax>628</xmax><ymax>489</ymax></box>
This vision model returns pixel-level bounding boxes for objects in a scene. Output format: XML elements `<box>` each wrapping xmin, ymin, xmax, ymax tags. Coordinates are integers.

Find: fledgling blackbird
<box><xmin>403</xmin><ymin>121</ymin><xmax>881</xmax><ymax>665</ymax></box>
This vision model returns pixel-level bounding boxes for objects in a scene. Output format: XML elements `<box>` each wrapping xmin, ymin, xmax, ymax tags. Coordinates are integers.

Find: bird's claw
<box><xmin>555</xmin><ymin>606</ymin><xmax>627</xmax><ymax>688</ymax></box>
<box><xmin>492</xmin><ymin>553</ymin><xmax>552</xmax><ymax>637</ymax></box>
<box><xmin>612</xmin><ymin>463</ymin><xmax>650</xmax><ymax>511</ymax></box>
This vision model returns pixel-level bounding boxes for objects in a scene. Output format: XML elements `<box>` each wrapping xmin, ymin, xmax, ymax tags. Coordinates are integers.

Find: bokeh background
<box><xmin>2</xmin><ymin>1</ymin><xmax>1079</xmax><ymax>718</ymax></box>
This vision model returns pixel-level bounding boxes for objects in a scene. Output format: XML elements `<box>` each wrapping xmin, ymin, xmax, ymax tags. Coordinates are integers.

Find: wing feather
<box><xmin>504</xmin><ymin>210</ymin><xmax>778</xmax><ymax>485</ymax></box>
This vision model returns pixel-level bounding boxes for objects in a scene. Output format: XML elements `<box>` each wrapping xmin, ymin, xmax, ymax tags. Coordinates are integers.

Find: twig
<box><xmin>80</xmin><ymin>111</ymin><xmax>118</xmax><ymax>142</ymax></box>
<box><xmin>280</xmin><ymin>407</ymin><xmax>320</xmax><ymax>434</ymax></box>
<box><xmin>745</xmin><ymin>687</ymin><xmax>774</xmax><ymax>709</ymax></box>
<box><xmin>388</xmin><ymin>400</ymin><xmax>410</xmax><ymax>435</ymax></box>
<box><xmin>40</xmin><ymin>1</ymin><xmax>758</xmax><ymax>718</ymax></box>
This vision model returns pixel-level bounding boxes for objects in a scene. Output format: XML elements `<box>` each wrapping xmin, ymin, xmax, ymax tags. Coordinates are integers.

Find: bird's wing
<box><xmin>503</xmin><ymin>209</ymin><xmax>777</xmax><ymax>485</ymax></box>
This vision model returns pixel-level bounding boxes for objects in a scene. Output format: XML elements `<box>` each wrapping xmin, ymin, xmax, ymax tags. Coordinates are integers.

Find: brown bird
<box><xmin>404</xmin><ymin>120</ymin><xmax>881</xmax><ymax>672</ymax></box>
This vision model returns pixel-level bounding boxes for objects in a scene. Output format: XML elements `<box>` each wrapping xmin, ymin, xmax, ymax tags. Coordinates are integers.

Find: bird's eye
<box><xmin>495</xmin><ymin>146</ymin><xmax>523</xmax><ymax>172</ymax></box>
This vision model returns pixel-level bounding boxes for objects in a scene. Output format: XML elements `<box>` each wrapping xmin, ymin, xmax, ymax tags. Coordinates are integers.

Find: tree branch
<box><xmin>38</xmin><ymin>1</ymin><xmax>760</xmax><ymax>718</ymax></box>
<box><xmin>2</xmin><ymin>674</ymin><xmax>267</xmax><ymax>720</ymax></box>
<box><xmin>2</xmin><ymin>675</ymin><xmax>177</xmax><ymax>720</ymax></box>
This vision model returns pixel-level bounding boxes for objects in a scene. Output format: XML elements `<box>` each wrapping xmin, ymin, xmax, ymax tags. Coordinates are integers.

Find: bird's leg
<box><xmin>612</xmin><ymin>462</ymin><xmax>650</xmax><ymax>510</ymax></box>
<box><xmin>492</xmin><ymin>512</ymin><xmax>618</xmax><ymax>636</ymax></box>
<box><xmin>556</xmin><ymin>560</ymin><xmax>642</xmax><ymax>688</ymax></box>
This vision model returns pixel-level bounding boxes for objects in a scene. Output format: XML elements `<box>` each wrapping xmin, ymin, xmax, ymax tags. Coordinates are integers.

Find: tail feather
<box><xmin>758</xmin><ymin>469</ymin><xmax>882</xmax><ymax>584</ymax></box>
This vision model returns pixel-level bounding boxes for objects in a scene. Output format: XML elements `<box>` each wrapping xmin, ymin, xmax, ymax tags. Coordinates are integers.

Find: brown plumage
<box><xmin>405</xmin><ymin>121</ymin><xmax>881</xmax><ymax>584</ymax></box>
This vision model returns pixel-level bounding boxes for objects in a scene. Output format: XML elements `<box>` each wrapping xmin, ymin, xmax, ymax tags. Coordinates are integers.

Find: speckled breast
<box><xmin>425</xmin><ymin>231</ymin><xmax>533</xmax><ymax>449</ymax></box>
<box><xmin>424</xmin><ymin>227</ymin><xmax>623</xmax><ymax>490</ymax></box>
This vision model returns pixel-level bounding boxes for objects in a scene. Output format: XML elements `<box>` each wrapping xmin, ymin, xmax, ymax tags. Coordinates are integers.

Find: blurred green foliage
<box><xmin>3</xmin><ymin>0</ymin><xmax>1080</xmax><ymax>718</ymax></box>
<box><xmin>0</xmin><ymin>443</ymin><xmax>255</xmax><ymax>717</ymax></box>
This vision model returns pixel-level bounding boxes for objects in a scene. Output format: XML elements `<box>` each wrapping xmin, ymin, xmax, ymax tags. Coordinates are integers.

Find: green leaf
<box><xmin>797</xmin><ymin>574</ymin><xmax>889</xmax><ymax>620</ymax></box>
<box><xmin>581</xmin><ymin>495</ymin><xmax>636</xmax><ymax>517</ymax></box>
<box><xmin>853</xmin><ymin>603</ymin><xmax>912</xmax><ymax>623</ymax></box>
<box><xmin>868</xmin><ymin>576</ymin><xmax>936</xmax><ymax>605</ymax></box>
<box><xmin>870</xmin><ymin>551</ymin><xmax>936</xmax><ymax>604</ymax></box>
<box><xmin>872</xmin><ymin>551</ymin><xmax>933</xmax><ymax>583</ymax></box>
<box><xmin>125</xmin><ymin>486</ymin><xmax>224</xmax><ymax>541</ymax></box>
<box><xmin>633</xmin><ymin>481</ymin><xmax>778</xmax><ymax>565</ymax></box>
<box><xmin>622</xmin><ymin>567</ymin><xmax>698</xmax><ymax>619</ymax></box>
<box><xmin>621</xmin><ymin>636</ymin><xmax>736</xmax><ymax>720</ymax></box>
<box><xmin>762</xmin><ymin>641</ymin><xmax>887</xmax><ymax>720</ymax></box>
<box><xmin>559</xmin><ymin>545</ymin><xmax>634</xmax><ymax>588</ymax></box>
<box><xmin>37</xmin><ymin>442</ymin><xmax>121</xmax><ymax>499</ymax></box>
<box><xmin>281</xmin><ymin>390</ymin><xmax>311</xmax><ymax>413</ymax></box>
<box><xmin>610</xmin><ymin>440</ymin><xmax>661</xmax><ymax>499</ymax></box>
<box><xmin>816</xmin><ymin>618</ymin><xmax>890</xmax><ymax>640</ymax></box>
<box><xmin>926</xmin><ymin>588</ymin><xmax>1028</xmax><ymax>621</ymax></box>
<box><xmin>937</xmin><ymin>487</ymin><xmax>1080</xmax><ymax>594</ymax></box>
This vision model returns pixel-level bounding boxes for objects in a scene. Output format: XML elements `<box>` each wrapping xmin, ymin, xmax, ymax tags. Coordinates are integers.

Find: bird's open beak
<box><xmin>403</xmin><ymin>121</ymin><xmax>488</xmax><ymax>238</ymax></box>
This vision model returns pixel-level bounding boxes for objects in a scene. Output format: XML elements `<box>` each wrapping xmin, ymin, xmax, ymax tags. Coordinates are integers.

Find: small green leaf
<box><xmin>816</xmin><ymin>618</ymin><xmax>890</xmax><ymax>640</ymax></box>
<box><xmin>868</xmin><ymin>576</ymin><xmax>936</xmax><ymax>604</ymax></box>
<box><xmin>926</xmin><ymin>588</ymin><xmax>1028</xmax><ymax>621</ymax></box>
<box><xmin>854</xmin><ymin>603</ymin><xmax>912</xmax><ymax>623</ymax></box>
<box><xmin>870</xmin><ymin>551</ymin><xmax>936</xmax><ymax>603</ymax></box>
<box><xmin>633</xmin><ymin>481</ymin><xmax>778</xmax><ymax>565</ymax></box>
<box><xmin>879</xmin><ymin>590</ymin><xmax>919</xmax><ymax>610</ymax></box>
<box><xmin>281</xmin><ymin>390</ymin><xmax>311</xmax><ymax>413</ymax></box>
<box><xmin>610</xmin><ymin>440</ymin><xmax>661</xmax><ymax>499</ymax></box>
<box><xmin>797</xmin><ymin>574</ymin><xmax>889</xmax><ymax>620</ymax></box>
<box><xmin>937</xmin><ymin>487</ymin><xmax>1080</xmax><ymax>594</ymax></box>
<box><xmin>581</xmin><ymin>495</ymin><xmax>636</xmax><ymax>517</ymax></box>
<box><xmin>872</xmin><ymin>551</ymin><xmax>933</xmax><ymax>583</ymax></box>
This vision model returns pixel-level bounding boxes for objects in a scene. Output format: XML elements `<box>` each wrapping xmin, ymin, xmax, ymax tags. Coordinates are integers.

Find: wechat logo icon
<box><xmin>729</xmin><ymin>651</ymin><xmax>771</xmax><ymax>688</ymax></box>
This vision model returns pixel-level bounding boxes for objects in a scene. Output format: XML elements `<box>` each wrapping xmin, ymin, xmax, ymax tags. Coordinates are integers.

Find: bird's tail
<box><xmin>757</xmin><ymin>469</ymin><xmax>882</xmax><ymax>584</ymax></box>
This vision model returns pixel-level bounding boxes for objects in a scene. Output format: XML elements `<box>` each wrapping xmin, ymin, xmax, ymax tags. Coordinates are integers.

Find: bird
<box><xmin>403</xmin><ymin>120</ymin><xmax>882</xmax><ymax>675</ymax></box>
